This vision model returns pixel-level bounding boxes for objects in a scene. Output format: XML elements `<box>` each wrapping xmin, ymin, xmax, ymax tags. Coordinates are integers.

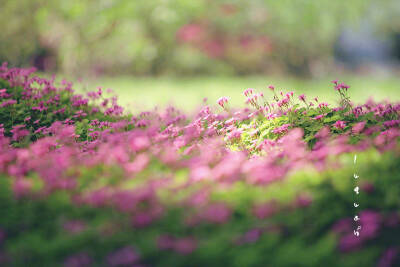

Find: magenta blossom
<box><xmin>201</xmin><ymin>203</ymin><xmax>231</xmax><ymax>224</ymax></box>
<box><xmin>173</xmin><ymin>237</ymin><xmax>197</xmax><ymax>255</ymax></box>
<box><xmin>1</xmin><ymin>99</ymin><xmax>17</xmax><ymax>107</ymax></box>
<box><xmin>217</xmin><ymin>96</ymin><xmax>229</xmax><ymax>108</ymax></box>
<box><xmin>378</xmin><ymin>247</ymin><xmax>398</xmax><ymax>267</ymax></box>
<box><xmin>64</xmin><ymin>252</ymin><xmax>92</xmax><ymax>267</ymax></box>
<box><xmin>157</xmin><ymin>235</ymin><xmax>176</xmax><ymax>250</ymax></box>
<box><xmin>273</xmin><ymin>124</ymin><xmax>291</xmax><ymax>134</ymax></box>
<box><xmin>333</xmin><ymin>120</ymin><xmax>346</xmax><ymax>130</ymax></box>
<box><xmin>106</xmin><ymin>246</ymin><xmax>140</xmax><ymax>267</ymax></box>
<box><xmin>298</xmin><ymin>94</ymin><xmax>306</xmax><ymax>102</ymax></box>
<box><xmin>352</xmin><ymin>121</ymin><xmax>366</xmax><ymax>134</ymax></box>
<box><xmin>252</xmin><ymin>201</ymin><xmax>278</xmax><ymax>219</ymax></box>
<box><xmin>243</xmin><ymin>88</ymin><xmax>254</xmax><ymax>97</ymax></box>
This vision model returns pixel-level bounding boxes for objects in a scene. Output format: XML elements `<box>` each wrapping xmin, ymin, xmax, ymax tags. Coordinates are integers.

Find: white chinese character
<box><xmin>354</xmin><ymin>186</ymin><xmax>359</xmax><ymax>194</ymax></box>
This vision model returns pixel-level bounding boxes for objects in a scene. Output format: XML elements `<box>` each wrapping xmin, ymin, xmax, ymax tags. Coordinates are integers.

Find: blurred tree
<box><xmin>0</xmin><ymin>0</ymin><xmax>397</xmax><ymax>76</ymax></box>
<box><xmin>0</xmin><ymin>0</ymin><xmax>43</xmax><ymax>67</ymax></box>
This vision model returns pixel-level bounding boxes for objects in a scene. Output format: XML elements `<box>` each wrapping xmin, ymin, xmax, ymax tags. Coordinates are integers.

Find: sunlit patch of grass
<box><xmin>74</xmin><ymin>75</ymin><xmax>400</xmax><ymax>112</ymax></box>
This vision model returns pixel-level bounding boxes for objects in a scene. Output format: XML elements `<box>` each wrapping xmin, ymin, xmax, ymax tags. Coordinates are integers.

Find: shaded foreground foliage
<box><xmin>0</xmin><ymin>63</ymin><xmax>399</xmax><ymax>266</ymax></box>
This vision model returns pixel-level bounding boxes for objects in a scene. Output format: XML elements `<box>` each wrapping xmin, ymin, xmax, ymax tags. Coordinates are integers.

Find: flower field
<box><xmin>0</xmin><ymin>62</ymin><xmax>399</xmax><ymax>266</ymax></box>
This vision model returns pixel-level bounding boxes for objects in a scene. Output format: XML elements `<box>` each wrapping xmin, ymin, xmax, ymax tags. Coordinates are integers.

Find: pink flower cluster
<box><xmin>217</xmin><ymin>96</ymin><xmax>229</xmax><ymax>109</ymax></box>
<box><xmin>332</xmin><ymin>79</ymin><xmax>350</xmax><ymax>91</ymax></box>
<box><xmin>0</xmin><ymin>64</ymin><xmax>400</xmax><ymax>262</ymax></box>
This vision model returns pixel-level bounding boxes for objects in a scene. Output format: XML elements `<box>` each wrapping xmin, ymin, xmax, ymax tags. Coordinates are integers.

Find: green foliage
<box><xmin>234</xmin><ymin>102</ymin><xmax>391</xmax><ymax>151</ymax></box>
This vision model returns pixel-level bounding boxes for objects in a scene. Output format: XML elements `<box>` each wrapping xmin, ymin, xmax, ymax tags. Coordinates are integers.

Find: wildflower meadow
<box><xmin>0</xmin><ymin>62</ymin><xmax>399</xmax><ymax>266</ymax></box>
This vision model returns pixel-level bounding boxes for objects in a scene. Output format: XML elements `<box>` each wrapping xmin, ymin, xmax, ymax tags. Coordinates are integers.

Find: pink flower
<box><xmin>132</xmin><ymin>212</ymin><xmax>153</xmax><ymax>227</ymax></box>
<box><xmin>135</xmin><ymin>119</ymin><xmax>149</xmax><ymax>128</ymax></box>
<box><xmin>333</xmin><ymin>120</ymin><xmax>346</xmax><ymax>130</ymax></box>
<box><xmin>63</xmin><ymin>220</ymin><xmax>86</xmax><ymax>234</ymax></box>
<box><xmin>32</xmin><ymin>101</ymin><xmax>48</xmax><ymax>112</ymax></box>
<box><xmin>352</xmin><ymin>121</ymin><xmax>366</xmax><ymax>134</ymax></box>
<box><xmin>106</xmin><ymin>246</ymin><xmax>140</xmax><ymax>267</ymax></box>
<box><xmin>298</xmin><ymin>94</ymin><xmax>306</xmax><ymax>102</ymax></box>
<box><xmin>217</xmin><ymin>96</ymin><xmax>229</xmax><ymax>108</ymax></box>
<box><xmin>273</xmin><ymin>124</ymin><xmax>291</xmax><ymax>134</ymax></box>
<box><xmin>173</xmin><ymin>237</ymin><xmax>197</xmax><ymax>255</ymax></box>
<box><xmin>383</xmin><ymin>120</ymin><xmax>400</xmax><ymax>128</ymax></box>
<box><xmin>318</xmin><ymin>102</ymin><xmax>329</xmax><ymax>109</ymax></box>
<box><xmin>64</xmin><ymin>252</ymin><xmax>92</xmax><ymax>267</ymax></box>
<box><xmin>186</xmin><ymin>189</ymin><xmax>210</xmax><ymax>206</ymax></box>
<box><xmin>294</xmin><ymin>193</ymin><xmax>313</xmax><ymax>208</ymax></box>
<box><xmin>176</xmin><ymin>23</ymin><xmax>205</xmax><ymax>43</ymax></box>
<box><xmin>243</xmin><ymin>88</ymin><xmax>254</xmax><ymax>97</ymax></box>
<box><xmin>252</xmin><ymin>201</ymin><xmax>278</xmax><ymax>219</ymax></box>
<box><xmin>227</xmin><ymin>128</ymin><xmax>243</xmax><ymax>140</ymax></box>
<box><xmin>12</xmin><ymin>178</ymin><xmax>32</xmax><ymax>198</ymax></box>
<box><xmin>71</xmin><ymin>95</ymin><xmax>88</xmax><ymax>107</ymax></box>
<box><xmin>0</xmin><ymin>88</ymin><xmax>11</xmax><ymax>98</ymax></box>
<box><xmin>73</xmin><ymin>110</ymin><xmax>87</xmax><ymax>118</ymax></box>
<box><xmin>157</xmin><ymin>235</ymin><xmax>176</xmax><ymax>250</ymax></box>
<box><xmin>336</xmin><ymin>210</ymin><xmax>382</xmax><ymax>253</ymax></box>
<box><xmin>124</xmin><ymin>153</ymin><xmax>149</xmax><ymax>174</ymax></box>
<box><xmin>333</xmin><ymin>81</ymin><xmax>350</xmax><ymax>91</ymax></box>
<box><xmin>360</xmin><ymin>181</ymin><xmax>374</xmax><ymax>194</ymax></box>
<box><xmin>201</xmin><ymin>203</ymin><xmax>231</xmax><ymax>224</ymax></box>
<box><xmin>190</xmin><ymin>165</ymin><xmax>212</xmax><ymax>181</ymax></box>
<box><xmin>0</xmin><ymin>99</ymin><xmax>17</xmax><ymax>107</ymax></box>
<box><xmin>202</xmin><ymin>40</ymin><xmax>225</xmax><ymax>58</ymax></box>
<box><xmin>236</xmin><ymin>228</ymin><xmax>263</xmax><ymax>244</ymax></box>
<box><xmin>359</xmin><ymin>210</ymin><xmax>381</xmax><ymax>239</ymax></box>
<box><xmin>378</xmin><ymin>247</ymin><xmax>398</xmax><ymax>267</ymax></box>
<box><xmin>314</xmin><ymin>114</ymin><xmax>325</xmax><ymax>120</ymax></box>
<box><xmin>10</xmin><ymin>125</ymin><xmax>29</xmax><ymax>141</ymax></box>
<box><xmin>340</xmin><ymin>82</ymin><xmax>350</xmax><ymax>90</ymax></box>
<box><xmin>130</xmin><ymin>135</ymin><xmax>151</xmax><ymax>152</ymax></box>
<box><xmin>277</xmin><ymin>97</ymin><xmax>289</xmax><ymax>107</ymax></box>
<box><xmin>339</xmin><ymin>232</ymin><xmax>363</xmax><ymax>252</ymax></box>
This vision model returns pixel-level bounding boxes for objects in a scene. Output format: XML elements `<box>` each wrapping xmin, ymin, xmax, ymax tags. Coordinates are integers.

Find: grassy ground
<box><xmin>73</xmin><ymin>75</ymin><xmax>400</xmax><ymax>113</ymax></box>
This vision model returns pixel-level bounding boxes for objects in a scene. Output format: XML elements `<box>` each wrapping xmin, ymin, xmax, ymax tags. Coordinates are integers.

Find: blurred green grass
<box><xmin>75</xmin><ymin>75</ymin><xmax>400</xmax><ymax>112</ymax></box>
